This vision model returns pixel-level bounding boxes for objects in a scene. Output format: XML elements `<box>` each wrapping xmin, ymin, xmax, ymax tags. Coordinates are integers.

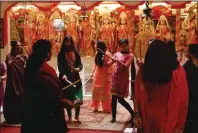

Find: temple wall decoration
<box><xmin>1</xmin><ymin>1</ymin><xmax>197</xmax><ymax>58</ymax></box>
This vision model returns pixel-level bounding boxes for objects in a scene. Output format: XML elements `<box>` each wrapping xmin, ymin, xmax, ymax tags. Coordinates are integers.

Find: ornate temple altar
<box><xmin>2</xmin><ymin>1</ymin><xmax>197</xmax><ymax>58</ymax></box>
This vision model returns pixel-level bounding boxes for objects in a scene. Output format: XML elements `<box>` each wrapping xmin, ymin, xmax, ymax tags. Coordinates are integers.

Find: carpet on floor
<box><xmin>0</xmin><ymin>126</ymin><xmax>121</xmax><ymax>133</ymax></box>
<box><xmin>66</xmin><ymin>99</ymin><xmax>131</xmax><ymax>132</ymax></box>
<box><xmin>0</xmin><ymin>99</ymin><xmax>132</xmax><ymax>132</ymax></box>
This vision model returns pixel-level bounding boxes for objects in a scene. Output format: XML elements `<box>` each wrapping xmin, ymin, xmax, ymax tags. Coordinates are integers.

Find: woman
<box><xmin>21</xmin><ymin>39</ymin><xmax>68</xmax><ymax>133</ymax></box>
<box><xmin>58</xmin><ymin>35</ymin><xmax>83</xmax><ymax>123</ymax></box>
<box><xmin>90</xmin><ymin>40</ymin><xmax>113</xmax><ymax>112</ymax></box>
<box><xmin>106</xmin><ymin>38</ymin><xmax>134</xmax><ymax>123</ymax></box>
<box><xmin>4</xmin><ymin>41</ymin><xmax>26</xmax><ymax>124</ymax></box>
<box><xmin>134</xmin><ymin>39</ymin><xmax>189</xmax><ymax>133</ymax></box>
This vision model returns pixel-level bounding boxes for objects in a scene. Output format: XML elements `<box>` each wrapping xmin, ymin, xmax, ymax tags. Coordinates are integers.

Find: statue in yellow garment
<box><xmin>99</xmin><ymin>15</ymin><xmax>114</xmax><ymax>52</ymax></box>
<box><xmin>65</xmin><ymin>13</ymin><xmax>81</xmax><ymax>52</ymax></box>
<box><xmin>134</xmin><ymin>15</ymin><xmax>155</xmax><ymax>59</ymax></box>
<box><xmin>156</xmin><ymin>15</ymin><xmax>173</xmax><ymax>42</ymax></box>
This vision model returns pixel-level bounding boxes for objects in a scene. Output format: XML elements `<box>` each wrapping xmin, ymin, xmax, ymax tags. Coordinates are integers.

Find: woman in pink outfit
<box><xmin>106</xmin><ymin>38</ymin><xmax>135</xmax><ymax>124</ymax></box>
<box><xmin>91</xmin><ymin>40</ymin><xmax>113</xmax><ymax>112</ymax></box>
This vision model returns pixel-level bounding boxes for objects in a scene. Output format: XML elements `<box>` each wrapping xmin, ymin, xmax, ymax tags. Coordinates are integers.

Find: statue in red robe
<box><xmin>49</xmin><ymin>10</ymin><xmax>63</xmax><ymax>56</ymax></box>
<box><xmin>36</xmin><ymin>12</ymin><xmax>47</xmax><ymax>40</ymax></box>
<box><xmin>80</xmin><ymin>18</ymin><xmax>93</xmax><ymax>56</ymax></box>
<box><xmin>24</xmin><ymin>8</ymin><xmax>37</xmax><ymax>52</ymax></box>
<box><xmin>156</xmin><ymin>15</ymin><xmax>173</xmax><ymax>42</ymax></box>
<box><xmin>65</xmin><ymin>14</ymin><xmax>81</xmax><ymax>52</ymax></box>
<box><xmin>116</xmin><ymin>12</ymin><xmax>128</xmax><ymax>52</ymax></box>
<box><xmin>99</xmin><ymin>15</ymin><xmax>114</xmax><ymax>52</ymax></box>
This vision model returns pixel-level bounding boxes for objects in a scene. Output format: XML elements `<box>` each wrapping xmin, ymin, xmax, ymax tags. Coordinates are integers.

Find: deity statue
<box><xmin>24</xmin><ymin>8</ymin><xmax>37</xmax><ymax>50</ymax></box>
<box><xmin>90</xmin><ymin>8</ymin><xmax>100</xmax><ymax>53</ymax></box>
<box><xmin>156</xmin><ymin>15</ymin><xmax>173</xmax><ymax>42</ymax></box>
<box><xmin>80</xmin><ymin>17</ymin><xmax>93</xmax><ymax>56</ymax></box>
<box><xmin>49</xmin><ymin>10</ymin><xmax>63</xmax><ymax>56</ymax></box>
<box><xmin>65</xmin><ymin>13</ymin><xmax>81</xmax><ymax>52</ymax></box>
<box><xmin>116</xmin><ymin>12</ymin><xmax>129</xmax><ymax>52</ymax></box>
<box><xmin>111</xmin><ymin>19</ymin><xmax>117</xmax><ymax>53</ymax></box>
<box><xmin>134</xmin><ymin>15</ymin><xmax>155</xmax><ymax>59</ymax></box>
<box><xmin>182</xmin><ymin>11</ymin><xmax>197</xmax><ymax>45</ymax></box>
<box><xmin>99</xmin><ymin>15</ymin><xmax>114</xmax><ymax>52</ymax></box>
<box><xmin>36</xmin><ymin>12</ymin><xmax>47</xmax><ymax>40</ymax></box>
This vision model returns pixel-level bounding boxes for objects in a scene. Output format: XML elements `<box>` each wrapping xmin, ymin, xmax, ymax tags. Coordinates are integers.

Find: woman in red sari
<box><xmin>21</xmin><ymin>40</ymin><xmax>68</xmax><ymax>133</ymax></box>
<box><xmin>134</xmin><ymin>39</ymin><xmax>189</xmax><ymax>133</ymax></box>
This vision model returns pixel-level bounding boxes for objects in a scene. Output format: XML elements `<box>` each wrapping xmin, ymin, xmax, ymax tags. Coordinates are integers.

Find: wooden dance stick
<box><xmin>97</xmin><ymin>48</ymin><xmax>127</xmax><ymax>66</ymax></box>
<box><xmin>62</xmin><ymin>79</ymin><xmax>81</xmax><ymax>91</ymax></box>
<box><xmin>66</xmin><ymin>79</ymin><xmax>76</xmax><ymax>88</ymax></box>
<box><xmin>83</xmin><ymin>75</ymin><xmax>92</xmax><ymax>87</ymax></box>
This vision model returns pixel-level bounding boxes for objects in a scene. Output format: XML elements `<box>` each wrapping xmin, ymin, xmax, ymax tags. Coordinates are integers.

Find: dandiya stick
<box><xmin>62</xmin><ymin>79</ymin><xmax>81</xmax><ymax>91</ymax></box>
<box><xmin>97</xmin><ymin>48</ymin><xmax>127</xmax><ymax>67</ymax></box>
<box><xmin>66</xmin><ymin>79</ymin><xmax>76</xmax><ymax>88</ymax></box>
<box><xmin>83</xmin><ymin>75</ymin><xmax>92</xmax><ymax>87</ymax></box>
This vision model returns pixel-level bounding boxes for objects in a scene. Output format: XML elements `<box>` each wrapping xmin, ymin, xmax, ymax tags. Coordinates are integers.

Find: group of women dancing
<box><xmin>1</xmin><ymin>33</ymin><xmax>198</xmax><ymax>133</ymax></box>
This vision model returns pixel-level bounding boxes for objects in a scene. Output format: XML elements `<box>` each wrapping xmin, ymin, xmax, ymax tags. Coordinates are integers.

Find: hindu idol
<box><xmin>90</xmin><ymin>8</ymin><xmax>100</xmax><ymax>53</ymax></box>
<box><xmin>156</xmin><ymin>15</ymin><xmax>173</xmax><ymax>42</ymax></box>
<box><xmin>65</xmin><ymin>13</ymin><xmax>81</xmax><ymax>52</ymax></box>
<box><xmin>49</xmin><ymin>10</ymin><xmax>63</xmax><ymax>56</ymax></box>
<box><xmin>182</xmin><ymin>10</ymin><xmax>197</xmax><ymax>45</ymax></box>
<box><xmin>99</xmin><ymin>15</ymin><xmax>114</xmax><ymax>52</ymax></box>
<box><xmin>36</xmin><ymin>13</ymin><xmax>47</xmax><ymax>40</ymax></box>
<box><xmin>135</xmin><ymin>15</ymin><xmax>155</xmax><ymax>59</ymax></box>
<box><xmin>117</xmin><ymin>12</ymin><xmax>128</xmax><ymax>40</ymax></box>
<box><xmin>24</xmin><ymin>8</ymin><xmax>37</xmax><ymax>51</ymax></box>
<box><xmin>80</xmin><ymin>17</ymin><xmax>93</xmax><ymax>56</ymax></box>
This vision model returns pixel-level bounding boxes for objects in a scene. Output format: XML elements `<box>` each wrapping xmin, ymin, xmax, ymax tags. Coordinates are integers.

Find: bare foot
<box><xmin>93</xmin><ymin>108</ymin><xmax>98</xmax><ymax>112</ymax></box>
<box><xmin>67</xmin><ymin>117</ymin><xmax>72</xmax><ymax>123</ymax></box>
<box><xmin>74</xmin><ymin>117</ymin><xmax>81</xmax><ymax>123</ymax></box>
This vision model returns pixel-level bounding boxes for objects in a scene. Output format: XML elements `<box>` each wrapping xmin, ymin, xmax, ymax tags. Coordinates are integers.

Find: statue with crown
<box><xmin>99</xmin><ymin>13</ymin><xmax>114</xmax><ymax>52</ymax></box>
<box><xmin>182</xmin><ymin>3</ymin><xmax>197</xmax><ymax>46</ymax></box>
<box><xmin>134</xmin><ymin>2</ymin><xmax>155</xmax><ymax>59</ymax></box>
<box><xmin>156</xmin><ymin>15</ymin><xmax>173</xmax><ymax>42</ymax></box>
<box><xmin>117</xmin><ymin>12</ymin><xmax>129</xmax><ymax>44</ymax></box>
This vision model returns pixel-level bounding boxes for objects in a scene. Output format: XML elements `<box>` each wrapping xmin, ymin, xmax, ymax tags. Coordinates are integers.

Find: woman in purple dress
<box><xmin>106</xmin><ymin>38</ymin><xmax>135</xmax><ymax>123</ymax></box>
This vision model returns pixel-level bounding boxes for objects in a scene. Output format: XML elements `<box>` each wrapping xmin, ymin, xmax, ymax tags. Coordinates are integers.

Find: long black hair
<box><xmin>10</xmin><ymin>41</ymin><xmax>19</xmax><ymax>56</ymax></box>
<box><xmin>142</xmin><ymin>39</ymin><xmax>179</xmax><ymax>84</ymax></box>
<box><xmin>188</xmin><ymin>44</ymin><xmax>198</xmax><ymax>58</ymax></box>
<box><xmin>167</xmin><ymin>40</ymin><xmax>178</xmax><ymax>58</ymax></box>
<box><xmin>95</xmin><ymin>40</ymin><xmax>107</xmax><ymax>67</ymax></box>
<box><xmin>118</xmin><ymin>38</ymin><xmax>130</xmax><ymax>54</ymax></box>
<box><xmin>60</xmin><ymin>35</ymin><xmax>76</xmax><ymax>53</ymax></box>
<box><xmin>25</xmin><ymin>39</ymin><xmax>52</xmax><ymax>79</ymax></box>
